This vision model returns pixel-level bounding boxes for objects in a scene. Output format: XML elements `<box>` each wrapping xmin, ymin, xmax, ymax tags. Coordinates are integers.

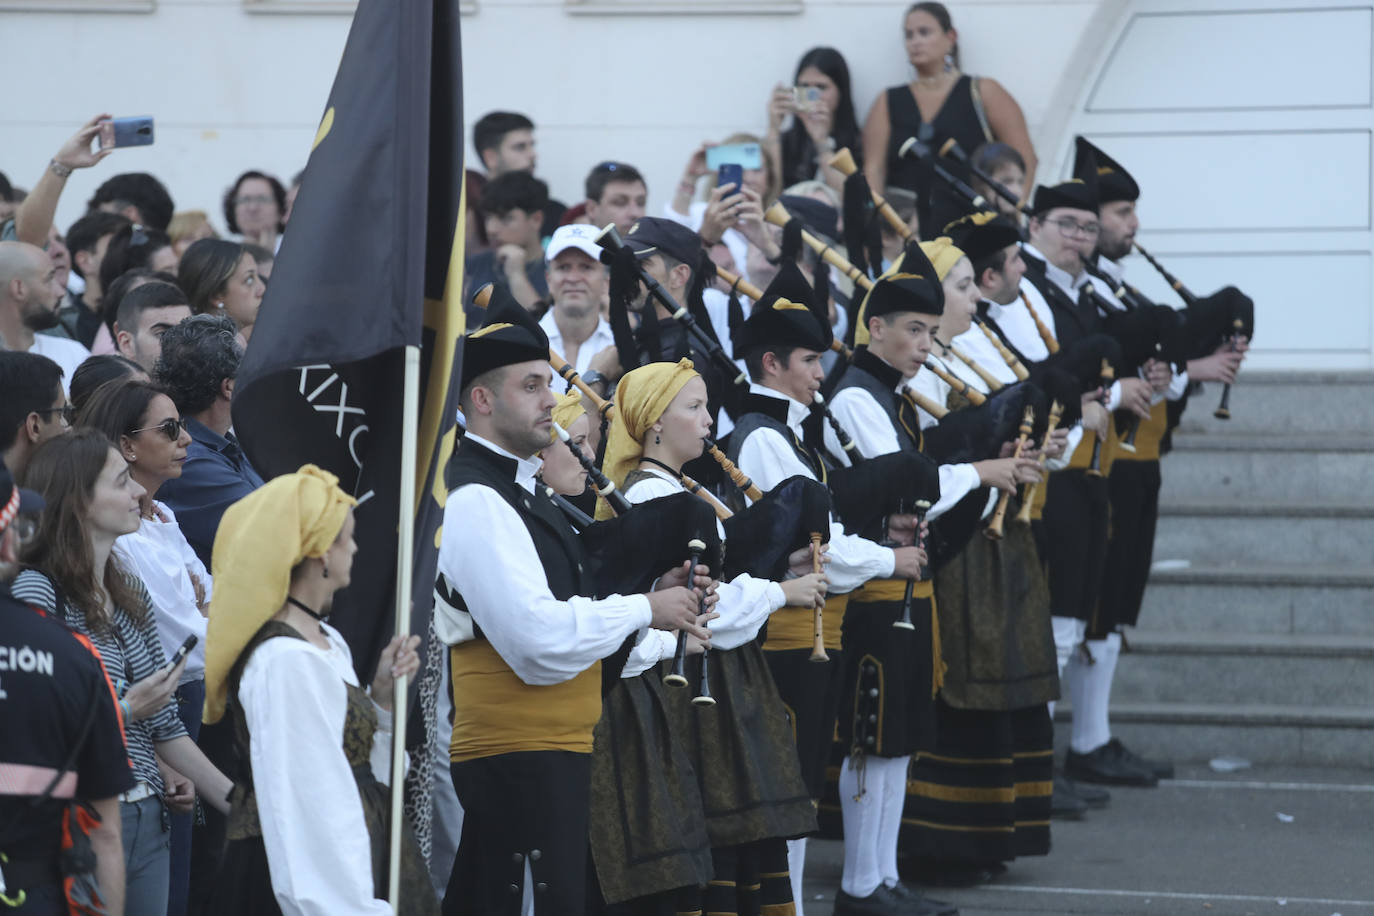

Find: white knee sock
<box><xmin>1050</xmin><ymin>615</ymin><xmax>1085</xmax><ymax>721</ymax></box>
<box><xmin>839</xmin><ymin>756</ymin><xmax>884</xmax><ymax>898</ymax></box>
<box><xmin>787</xmin><ymin>837</ymin><xmax>807</xmax><ymax>916</ymax></box>
<box><xmin>876</xmin><ymin>755</ymin><xmax>910</xmax><ymax>888</ymax></box>
<box><xmin>1067</xmin><ymin>632</ymin><xmax>1120</xmax><ymax>754</ymax></box>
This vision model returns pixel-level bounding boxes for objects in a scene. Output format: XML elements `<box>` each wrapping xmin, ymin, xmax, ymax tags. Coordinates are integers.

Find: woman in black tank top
<box><xmin>861</xmin><ymin>2</ymin><xmax>1038</xmax><ymax>238</ymax></box>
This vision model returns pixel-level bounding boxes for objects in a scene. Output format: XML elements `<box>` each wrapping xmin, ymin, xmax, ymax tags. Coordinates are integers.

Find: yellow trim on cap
<box><xmin>771</xmin><ymin>298</ymin><xmax>809</xmax><ymax>312</ymax></box>
<box><xmin>468</xmin><ymin>322</ymin><xmax>513</xmax><ymax>339</ymax></box>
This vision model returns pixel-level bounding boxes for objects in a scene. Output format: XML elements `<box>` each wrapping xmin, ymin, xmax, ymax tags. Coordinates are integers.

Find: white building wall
<box><xmin>4</xmin><ymin>0</ymin><xmax>1369</xmax><ymax>369</ymax></box>
<box><xmin>1</xmin><ymin>0</ymin><xmax>1106</xmax><ymax>234</ymax></box>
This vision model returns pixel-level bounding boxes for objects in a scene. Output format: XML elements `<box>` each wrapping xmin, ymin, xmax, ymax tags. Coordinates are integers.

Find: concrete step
<box><xmin>1160</xmin><ymin>434</ymin><xmax>1374</xmax><ymax>506</ymax></box>
<box><xmin>1052</xmin><ymin>702</ymin><xmax>1374</xmax><ymax>767</ymax></box>
<box><xmin>1112</xmin><ymin>631</ymin><xmax>1374</xmax><ymax>707</ymax></box>
<box><xmin>1153</xmin><ymin>503</ymin><xmax>1374</xmax><ymax>566</ymax></box>
<box><xmin>1174</xmin><ymin>370</ymin><xmax>1374</xmax><ymax>435</ymax></box>
<box><xmin>1139</xmin><ymin>563</ymin><xmax>1374</xmax><ymax>636</ymax></box>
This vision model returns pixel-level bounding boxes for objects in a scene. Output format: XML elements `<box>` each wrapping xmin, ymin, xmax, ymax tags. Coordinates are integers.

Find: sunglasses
<box><xmin>35</xmin><ymin>404</ymin><xmax>75</xmax><ymax>426</ymax></box>
<box><xmin>130</xmin><ymin>417</ymin><xmax>189</xmax><ymax>442</ymax></box>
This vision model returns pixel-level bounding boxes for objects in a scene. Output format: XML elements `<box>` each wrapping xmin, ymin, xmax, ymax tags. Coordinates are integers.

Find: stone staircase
<box><xmin>1071</xmin><ymin>372</ymin><xmax>1374</xmax><ymax>768</ymax></box>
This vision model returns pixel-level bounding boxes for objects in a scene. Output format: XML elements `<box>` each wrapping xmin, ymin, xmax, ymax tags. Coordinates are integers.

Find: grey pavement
<box><xmin>799</xmin><ymin>765</ymin><xmax>1374</xmax><ymax>916</ymax></box>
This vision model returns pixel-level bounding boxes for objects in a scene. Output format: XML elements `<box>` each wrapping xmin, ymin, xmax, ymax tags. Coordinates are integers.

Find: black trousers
<box><xmin>443</xmin><ymin>751</ymin><xmax>592</xmax><ymax>916</ymax></box>
<box><xmin>1036</xmin><ymin>469</ymin><xmax>1110</xmax><ymax>631</ymax></box>
<box><xmin>1102</xmin><ymin>460</ymin><xmax>1162</xmax><ymax>630</ymax></box>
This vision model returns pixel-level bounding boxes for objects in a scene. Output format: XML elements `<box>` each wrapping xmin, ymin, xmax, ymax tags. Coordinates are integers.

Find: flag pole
<box><xmin>388</xmin><ymin>343</ymin><xmax>421</xmax><ymax>905</ymax></box>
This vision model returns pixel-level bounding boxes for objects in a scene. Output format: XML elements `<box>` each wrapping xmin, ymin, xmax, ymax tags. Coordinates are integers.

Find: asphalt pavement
<box><xmin>799</xmin><ymin>765</ymin><xmax>1374</xmax><ymax>916</ymax></box>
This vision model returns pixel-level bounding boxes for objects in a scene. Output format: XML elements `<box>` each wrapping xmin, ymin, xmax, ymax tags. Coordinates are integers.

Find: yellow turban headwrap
<box><xmin>594</xmin><ymin>358</ymin><xmax>697</xmax><ymax>520</ymax></box>
<box><xmin>549</xmin><ymin>389</ymin><xmax>587</xmax><ymax>444</ymax></box>
<box><xmin>919</xmin><ymin>236</ymin><xmax>967</xmax><ymax>282</ymax></box>
<box><xmin>202</xmin><ymin>464</ymin><xmax>358</xmax><ymax>724</ymax></box>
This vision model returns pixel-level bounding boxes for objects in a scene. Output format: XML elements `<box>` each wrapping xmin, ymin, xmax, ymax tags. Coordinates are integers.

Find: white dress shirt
<box><xmin>435</xmin><ymin>433</ymin><xmax>652</xmax><ymax>685</ymax></box>
<box><xmin>238</xmin><ymin>622</ymin><xmax>394</xmax><ymax>916</ymax></box>
<box><xmin>733</xmin><ymin>383</ymin><xmax>895</xmax><ymax>593</ymax></box>
<box><xmin>1095</xmin><ymin>255</ymin><xmax>1191</xmax><ymax>402</ymax></box>
<box><xmin>824</xmin><ymin>358</ymin><xmax>982</xmax><ymax>521</ymax></box>
<box><xmin>114</xmin><ymin>501</ymin><xmax>211</xmax><ymax>686</ymax></box>
<box><xmin>539</xmin><ymin>309</ymin><xmax>615</xmax><ymax>394</ymax></box>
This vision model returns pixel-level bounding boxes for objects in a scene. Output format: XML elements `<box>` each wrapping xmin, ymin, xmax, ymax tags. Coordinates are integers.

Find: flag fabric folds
<box><xmin>231</xmin><ymin>0</ymin><xmax>466</xmax><ymax>680</ymax></box>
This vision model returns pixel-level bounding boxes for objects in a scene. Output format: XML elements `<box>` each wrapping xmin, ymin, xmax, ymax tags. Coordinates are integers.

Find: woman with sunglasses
<box><xmin>78</xmin><ymin>377</ymin><xmax>212</xmax><ymax>916</ymax></box>
<box><xmin>13</xmin><ymin>428</ymin><xmax>233</xmax><ymax>916</ymax></box>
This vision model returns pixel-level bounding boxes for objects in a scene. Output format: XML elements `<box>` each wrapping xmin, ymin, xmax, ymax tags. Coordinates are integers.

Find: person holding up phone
<box><xmin>3</xmin><ymin>114</ymin><xmax>115</xmax><ymax>250</ymax></box>
<box><xmin>80</xmin><ymin>377</ymin><xmax>214</xmax><ymax>916</ymax></box>
<box><xmin>668</xmin><ymin>134</ymin><xmax>779</xmax><ymax>281</ymax></box>
<box><xmin>13</xmin><ymin>429</ymin><xmax>234</xmax><ymax>916</ymax></box>
<box><xmin>765</xmin><ymin>47</ymin><xmax>865</xmax><ymax>194</ymax></box>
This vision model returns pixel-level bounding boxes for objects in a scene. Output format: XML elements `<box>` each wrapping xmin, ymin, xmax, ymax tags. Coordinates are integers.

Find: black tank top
<box><xmin>884</xmin><ymin>75</ymin><xmax>993</xmax><ymax>237</ymax></box>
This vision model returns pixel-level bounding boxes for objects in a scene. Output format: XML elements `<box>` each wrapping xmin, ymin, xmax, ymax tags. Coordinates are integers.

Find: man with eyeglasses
<box><xmin>0</xmin><ymin>241</ymin><xmax>90</xmax><ymax>392</ymax></box>
<box><xmin>0</xmin><ymin>458</ymin><xmax>134</xmax><ymax>916</ymax></box>
<box><xmin>0</xmin><ymin>352</ymin><xmax>70</xmax><ymax>481</ymax></box>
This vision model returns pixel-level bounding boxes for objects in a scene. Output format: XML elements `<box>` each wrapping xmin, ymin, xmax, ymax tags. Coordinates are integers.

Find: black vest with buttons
<box><xmin>447</xmin><ymin>437</ymin><xmax>592</xmax><ymax>612</ymax></box>
<box><xmin>832</xmin><ymin>347</ymin><xmax>924</xmax><ymax>455</ymax></box>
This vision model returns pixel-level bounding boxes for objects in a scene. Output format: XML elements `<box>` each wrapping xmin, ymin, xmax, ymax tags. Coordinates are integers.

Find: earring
<box><xmin>322</xmin><ymin>561</ymin><xmax>330</xmax><ymax>579</ymax></box>
<box><xmin>654</xmin><ymin>431</ymin><xmax>661</xmax><ymax>445</ymax></box>
<box><xmin>216</xmin><ymin>302</ymin><xmax>225</xmax><ymax>310</ymax></box>
<box><xmin>944</xmin><ymin>52</ymin><xmax>955</xmax><ymax>73</ymax></box>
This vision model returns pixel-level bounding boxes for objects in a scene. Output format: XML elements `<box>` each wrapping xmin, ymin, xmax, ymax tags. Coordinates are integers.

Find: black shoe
<box><xmin>1051</xmin><ymin>772</ymin><xmax>1089</xmax><ymax>819</ymax></box>
<box><xmin>1066</xmin><ymin>739</ymin><xmax>1159</xmax><ymax>787</ymax></box>
<box><xmin>1065</xmin><ymin>776</ymin><xmax>1111</xmax><ymax>807</ymax></box>
<box><xmin>835</xmin><ymin>884</ymin><xmax>931</xmax><ymax>915</ymax></box>
<box><xmin>887</xmin><ymin>882</ymin><xmax>960</xmax><ymax>915</ymax></box>
<box><xmin>900</xmin><ymin>856</ymin><xmax>997</xmax><ymax>888</ymax></box>
<box><xmin>1113</xmin><ymin>738</ymin><xmax>1175</xmax><ymax>779</ymax></box>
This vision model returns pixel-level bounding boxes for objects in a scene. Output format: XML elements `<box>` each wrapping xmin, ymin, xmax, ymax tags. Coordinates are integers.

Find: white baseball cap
<box><xmin>544</xmin><ymin>224</ymin><xmax>603</xmax><ymax>264</ymax></box>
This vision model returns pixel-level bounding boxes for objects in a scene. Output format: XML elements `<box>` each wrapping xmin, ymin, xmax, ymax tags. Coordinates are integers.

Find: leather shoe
<box><xmin>900</xmin><ymin>856</ymin><xmax>998</xmax><ymax>887</ymax></box>
<box><xmin>887</xmin><ymin>882</ymin><xmax>960</xmax><ymax>915</ymax></box>
<box><xmin>1066</xmin><ymin>738</ymin><xmax>1159</xmax><ymax>787</ymax></box>
<box><xmin>1051</xmin><ymin>772</ymin><xmax>1088</xmax><ymax>819</ymax></box>
<box><xmin>1060</xmin><ymin>772</ymin><xmax>1111</xmax><ymax>807</ymax></box>
<box><xmin>1113</xmin><ymin>738</ymin><xmax>1175</xmax><ymax>779</ymax></box>
<box><xmin>834</xmin><ymin>884</ymin><xmax>930</xmax><ymax>915</ymax></box>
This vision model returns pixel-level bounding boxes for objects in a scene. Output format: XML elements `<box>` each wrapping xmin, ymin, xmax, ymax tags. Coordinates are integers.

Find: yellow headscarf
<box><xmin>920</xmin><ymin>236</ymin><xmax>967</xmax><ymax>282</ymax></box>
<box><xmin>549</xmin><ymin>389</ymin><xmax>587</xmax><ymax>444</ymax></box>
<box><xmin>202</xmin><ymin>464</ymin><xmax>358</xmax><ymax>724</ymax></box>
<box><xmin>594</xmin><ymin>358</ymin><xmax>697</xmax><ymax>520</ymax></box>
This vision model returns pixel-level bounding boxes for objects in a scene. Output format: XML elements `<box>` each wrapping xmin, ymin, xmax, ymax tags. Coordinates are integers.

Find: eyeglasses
<box><xmin>1050</xmin><ymin>217</ymin><xmax>1100</xmax><ymax>238</ymax></box>
<box><xmin>129</xmin><ymin>417</ymin><xmax>189</xmax><ymax>442</ymax></box>
<box><xmin>35</xmin><ymin>404</ymin><xmax>75</xmax><ymax>427</ymax></box>
<box><xmin>234</xmin><ymin>195</ymin><xmax>275</xmax><ymax>207</ymax></box>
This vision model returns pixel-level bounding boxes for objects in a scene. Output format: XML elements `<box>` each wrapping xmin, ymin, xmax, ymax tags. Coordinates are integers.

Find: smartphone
<box><xmin>168</xmin><ymin>634</ymin><xmax>198</xmax><ymax>669</ymax></box>
<box><xmin>717</xmin><ymin>163</ymin><xmax>744</xmax><ymax>197</ymax></box>
<box><xmin>706</xmin><ymin>142</ymin><xmax>762</xmax><ymax>172</ymax></box>
<box><xmin>99</xmin><ymin>116</ymin><xmax>155</xmax><ymax>151</ymax></box>
<box><xmin>793</xmin><ymin>86</ymin><xmax>822</xmax><ymax>113</ymax></box>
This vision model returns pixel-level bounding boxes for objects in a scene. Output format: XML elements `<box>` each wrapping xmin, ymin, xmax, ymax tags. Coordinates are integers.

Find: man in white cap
<box><xmin>539</xmin><ymin>224</ymin><xmax>617</xmax><ymax>396</ymax></box>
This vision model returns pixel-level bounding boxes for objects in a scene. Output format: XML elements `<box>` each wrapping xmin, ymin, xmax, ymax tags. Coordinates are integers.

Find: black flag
<box><xmin>231</xmin><ymin>0</ymin><xmax>465</xmax><ymax>678</ymax></box>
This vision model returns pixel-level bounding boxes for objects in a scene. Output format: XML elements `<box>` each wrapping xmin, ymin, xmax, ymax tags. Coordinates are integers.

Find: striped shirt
<box><xmin>11</xmin><ymin>570</ymin><xmax>187</xmax><ymax>794</ymax></box>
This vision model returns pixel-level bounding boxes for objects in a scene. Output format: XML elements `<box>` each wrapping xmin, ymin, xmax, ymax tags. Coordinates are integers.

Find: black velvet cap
<box><xmin>1074</xmin><ymin>136</ymin><xmax>1139</xmax><ymax>205</ymax></box>
<box><xmin>942</xmin><ymin>210</ymin><xmax>1023</xmax><ymax>263</ymax></box>
<box><xmin>778</xmin><ymin>194</ymin><xmax>839</xmax><ymax>241</ymax></box>
<box><xmin>732</xmin><ymin>260</ymin><xmax>833</xmax><ymax>357</ymax></box>
<box><xmin>1030</xmin><ymin>142</ymin><xmax>1099</xmax><ymax>216</ymax></box>
<box><xmin>460</xmin><ymin>283</ymin><xmax>550</xmax><ymax>389</ymax></box>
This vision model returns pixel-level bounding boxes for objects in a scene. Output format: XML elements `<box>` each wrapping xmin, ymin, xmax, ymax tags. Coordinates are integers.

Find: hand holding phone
<box><xmin>717</xmin><ymin>164</ymin><xmax>744</xmax><ymax>200</ymax></box>
<box><xmin>168</xmin><ymin>634</ymin><xmax>198</xmax><ymax>670</ymax></box>
<box><xmin>99</xmin><ymin>116</ymin><xmax>155</xmax><ymax>151</ymax></box>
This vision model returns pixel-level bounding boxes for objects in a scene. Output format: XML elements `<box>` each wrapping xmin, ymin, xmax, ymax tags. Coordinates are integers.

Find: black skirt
<box><xmin>837</xmin><ymin>579</ymin><xmax>938</xmax><ymax>759</ymax></box>
<box><xmin>658</xmin><ymin>644</ymin><xmax>817</xmax><ymax>848</ymax></box>
<box><xmin>762</xmin><ymin>646</ymin><xmax>846</xmax><ymax>800</ymax></box>
<box><xmin>589</xmin><ymin>674</ymin><xmax>714</xmax><ymax>904</ymax></box>
<box><xmin>900</xmin><ymin>702</ymin><xmax>1053</xmax><ymax>863</ymax></box>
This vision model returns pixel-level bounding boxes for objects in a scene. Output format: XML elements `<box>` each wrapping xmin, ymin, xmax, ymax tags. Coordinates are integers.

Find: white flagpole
<box><xmin>388</xmin><ymin>343</ymin><xmax>421</xmax><ymax>905</ymax></box>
